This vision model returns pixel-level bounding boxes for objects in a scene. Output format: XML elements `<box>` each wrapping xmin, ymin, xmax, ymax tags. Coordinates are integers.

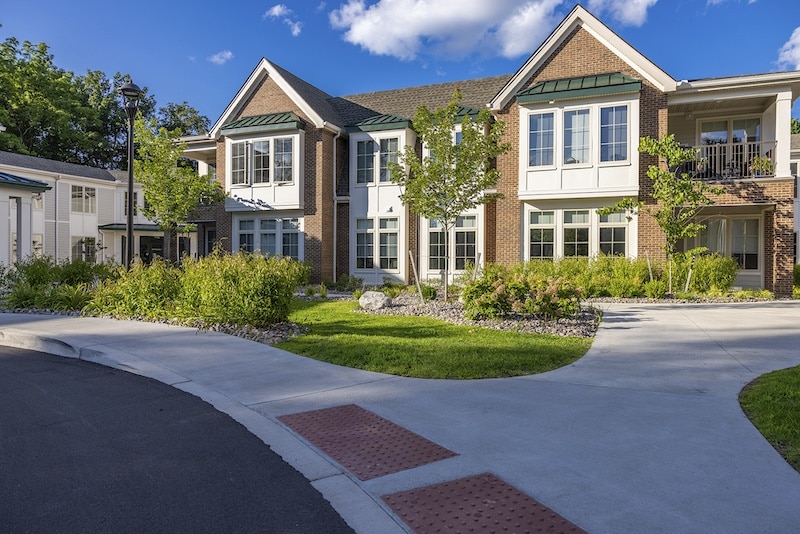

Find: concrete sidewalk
<box><xmin>1</xmin><ymin>301</ymin><xmax>800</xmax><ymax>533</ymax></box>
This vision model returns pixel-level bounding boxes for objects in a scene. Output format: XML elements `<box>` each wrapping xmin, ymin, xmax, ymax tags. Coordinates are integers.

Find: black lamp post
<box><xmin>118</xmin><ymin>81</ymin><xmax>143</xmax><ymax>268</ymax></box>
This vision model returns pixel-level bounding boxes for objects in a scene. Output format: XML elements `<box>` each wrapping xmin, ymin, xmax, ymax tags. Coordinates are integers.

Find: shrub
<box><xmin>420</xmin><ymin>284</ymin><xmax>437</xmax><ymax>301</ymax></box>
<box><xmin>49</xmin><ymin>284</ymin><xmax>93</xmax><ymax>311</ymax></box>
<box><xmin>177</xmin><ymin>252</ymin><xmax>310</xmax><ymax>327</ymax></box>
<box><xmin>794</xmin><ymin>264</ymin><xmax>800</xmax><ymax>288</ymax></box>
<box><xmin>461</xmin><ymin>264</ymin><xmax>582</xmax><ymax>320</ymax></box>
<box><xmin>674</xmin><ymin>253</ymin><xmax>738</xmax><ymax>293</ymax></box>
<box><xmin>87</xmin><ymin>259</ymin><xmax>180</xmax><ymax>319</ymax></box>
<box><xmin>5</xmin><ymin>282</ymin><xmax>46</xmax><ymax>309</ymax></box>
<box><xmin>643</xmin><ymin>279</ymin><xmax>667</xmax><ymax>299</ymax></box>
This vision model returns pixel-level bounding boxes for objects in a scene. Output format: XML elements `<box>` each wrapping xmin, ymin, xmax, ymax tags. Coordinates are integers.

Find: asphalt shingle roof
<box><xmin>0</xmin><ymin>151</ymin><xmax>118</xmax><ymax>182</ymax></box>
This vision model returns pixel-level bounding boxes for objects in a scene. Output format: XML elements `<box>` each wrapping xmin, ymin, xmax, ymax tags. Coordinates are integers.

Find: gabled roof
<box><xmin>221</xmin><ymin>112</ymin><xmax>307</xmax><ymax>135</ymax></box>
<box><xmin>0</xmin><ymin>171</ymin><xmax>51</xmax><ymax>192</ymax></box>
<box><xmin>491</xmin><ymin>5</ymin><xmax>675</xmax><ymax>110</ymax></box>
<box><xmin>210</xmin><ymin>58</ymin><xmax>344</xmax><ymax>138</ymax></box>
<box><xmin>0</xmin><ymin>150</ymin><xmax>118</xmax><ymax>183</ymax></box>
<box><xmin>517</xmin><ymin>72</ymin><xmax>642</xmax><ymax>104</ymax></box>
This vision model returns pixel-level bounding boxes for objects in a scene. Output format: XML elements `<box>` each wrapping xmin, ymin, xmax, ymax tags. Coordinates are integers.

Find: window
<box><xmin>428</xmin><ymin>220</ymin><xmax>446</xmax><ymax>270</ymax></box>
<box><xmin>563</xmin><ymin>109</ymin><xmax>590</xmax><ymax>164</ymax></box>
<box><xmin>231</xmin><ymin>142</ymin><xmax>247</xmax><ymax>185</ymax></box>
<box><xmin>356</xmin><ymin>219</ymin><xmax>374</xmax><ymax>268</ymax></box>
<box><xmin>282</xmin><ymin>219</ymin><xmax>300</xmax><ymax>259</ymax></box>
<box><xmin>600</xmin><ymin>106</ymin><xmax>628</xmax><ymax>162</ymax></box>
<box><xmin>71</xmin><ymin>236</ymin><xmax>96</xmax><ymax>262</ymax></box>
<box><xmin>454</xmin><ymin>216</ymin><xmax>477</xmax><ymax>270</ymax></box>
<box><xmin>71</xmin><ymin>185</ymin><xmax>96</xmax><ymax>214</ymax></box>
<box><xmin>238</xmin><ymin>220</ymin><xmax>254</xmax><ymax>252</ymax></box>
<box><xmin>252</xmin><ymin>140</ymin><xmax>270</xmax><ymax>184</ymax></box>
<box><xmin>732</xmin><ymin>219</ymin><xmax>759</xmax><ymax>270</ymax></box>
<box><xmin>356</xmin><ymin>140</ymin><xmax>375</xmax><ymax>184</ymax></box>
<box><xmin>379</xmin><ymin>218</ymin><xmax>399</xmax><ymax>269</ymax></box>
<box><xmin>356</xmin><ymin>137</ymin><xmax>399</xmax><ymax>185</ymax></box>
<box><xmin>379</xmin><ymin>218</ymin><xmax>399</xmax><ymax>270</ymax></box>
<box><xmin>529</xmin><ymin>112</ymin><xmax>554</xmax><ymax>167</ymax></box>
<box><xmin>275</xmin><ymin>138</ymin><xmax>293</xmax><ymax>182</ymax></box>
<box><xmin>124</xmin><ymin>192</ymin><xmax>138</xmax><ymax>216</ymax></box>
<box><xmin>529</xmin><ymin>211</ymin><xmax>555</xmax><ymax>260</ymax></box>
<box><xmin>563</xmin><ymin>210</ymin><xmax>589</xmax><ymax>257</ymax></box>
<box><xmin>379</xmin><ymin>138</ymin><xmax>398</xmax><ymax>182</ymax></box>
<box><xmin>259</xmin><ymin>219</ymin><xmax>277</xmax><ymax>255</ymax></box>
<box><xmin>599</xmin><ymin>212</ymin><xmax>626</xmax><ymax>255</ymax></box>
<box><xmin>230</xmin><ymin>137</ymin><xmax>294</xmax><ymax>186</ymax></box>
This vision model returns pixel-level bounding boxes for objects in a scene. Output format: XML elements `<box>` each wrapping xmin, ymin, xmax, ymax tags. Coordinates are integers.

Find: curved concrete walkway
<box><xmin>1</xmin><ymin>301</ymin><xmax>799</xmax><ymax>533</ymax></box>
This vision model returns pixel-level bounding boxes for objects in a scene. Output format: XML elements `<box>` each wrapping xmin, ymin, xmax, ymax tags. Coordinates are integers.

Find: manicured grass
<box><xmin>740</xmin><ymin>366</ymin><xmax>800</xmax><ymax>472</ymax></box>
<box><xmin>275</xmin><ymin>299</ymin><xmax>592</xmax><ymax>379</ymax></box>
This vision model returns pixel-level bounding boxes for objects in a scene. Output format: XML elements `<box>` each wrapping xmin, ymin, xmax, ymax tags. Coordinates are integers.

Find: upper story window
<box><xmin>600</xmin><ymin>106</ymin><xmax>628</xmax><ymax>162</ymax></box>
<box><xmin>529</xmin><ymin>113</ymin><xmax>555</xmax><ymax>167</ymax></box>
<box><xmin>71</xmin><ymin>185</ymin><xmax>96</xmax><ymax>214</ymax></box>
<box><xmin>525</xmin><ymin>103</ymin><xmax>630</xmax><ymax>169</ymax></box>
<box><xmin>230</xmin><ymin>136</ymin><xmax>295</xmax><ymax>187</ymax></box>
<box><xmin>354</xmin><ymin>136</ymin><xmax>400</xmax><ymax>185</ymax></box>
<box><xmin>564</xmin><ymin>109</ymin><xmax>590</xmax><ymax>164</ymax></box>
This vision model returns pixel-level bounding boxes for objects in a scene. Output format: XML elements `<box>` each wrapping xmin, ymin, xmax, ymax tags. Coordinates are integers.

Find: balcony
<box><xmin>675</xmin><ymin>140</ymin><xmax>777</xmax><ymax>180</ymax></box>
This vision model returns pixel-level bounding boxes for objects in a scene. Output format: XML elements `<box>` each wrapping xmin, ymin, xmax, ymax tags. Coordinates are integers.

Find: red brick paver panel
<box><xmin>383</xmin><ymin>473</ymin><xmax>586</xmax><ymax>534</ymax></box>
<box><xmin>278</xmin><ymin>404</ymin><xmax>458</xmax><ymax>480</ymax></box>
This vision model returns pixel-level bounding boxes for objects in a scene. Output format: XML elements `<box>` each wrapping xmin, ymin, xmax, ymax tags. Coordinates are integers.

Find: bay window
<box><xmin>564</xmin><ymin>109</ymin><xmax>590</xmax><ymax>164</ymax></box>
<box><xmin>600</xmin><ymin>106</ymin><xmax>628</xmax><ymax>162</ymax></box>
<box><xmin>355</xmin><ymin>136</ymin><xmax>399</xmax><ymax>185</ymax></box>
<box><xmin>230</xmin><ymin>136</ymin><xmax>295</xmax><ymax>186</ymax></box>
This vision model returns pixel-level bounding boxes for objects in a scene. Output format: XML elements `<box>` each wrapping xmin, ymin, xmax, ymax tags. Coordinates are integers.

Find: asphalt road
<box><xmin>0</xmin><ymin>345</ymin><xmax>353</xmax><ymax>533</ymax></box>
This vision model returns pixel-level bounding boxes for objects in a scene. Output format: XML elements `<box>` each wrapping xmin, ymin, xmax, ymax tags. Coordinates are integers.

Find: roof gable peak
<box><xmin>490</xmin><ymin>4</ymin><xmax>675</xmax><ymax>110</ymax></box>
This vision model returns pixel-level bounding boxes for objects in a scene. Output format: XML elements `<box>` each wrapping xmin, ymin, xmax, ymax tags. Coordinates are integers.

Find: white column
<box><xmin>774</xmin><ymin>90</ymin><xmax>792</xmax><ymax>179</ymax></box>
<box><xmin>0</xmin><ymin>195</ymin><xmax>9</xmax><ymax>265</ymax></box>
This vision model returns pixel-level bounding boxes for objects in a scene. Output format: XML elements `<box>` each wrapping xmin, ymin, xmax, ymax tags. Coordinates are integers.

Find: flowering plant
<box><xmin>750</xmin><ymin>155</ymin><xmax>773</xmax><ymax>176</ymax></box>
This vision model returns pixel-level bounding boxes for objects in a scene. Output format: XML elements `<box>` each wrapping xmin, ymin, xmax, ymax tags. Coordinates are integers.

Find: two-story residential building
<box><xmin>183</xmin><ymin>5</ymin><xmax>800</xmax><ymax>295</ymax></box>
<box><xmin>0</xmin><ymin>150</ymin><xmax>196</xmax><ymax>265</ymax></box>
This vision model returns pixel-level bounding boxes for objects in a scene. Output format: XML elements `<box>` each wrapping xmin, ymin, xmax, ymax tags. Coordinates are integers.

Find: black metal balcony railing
<box><xmin>673</xmin><ymin>140</ymin><xmax>777</xmax><ymax>180</ymax></box>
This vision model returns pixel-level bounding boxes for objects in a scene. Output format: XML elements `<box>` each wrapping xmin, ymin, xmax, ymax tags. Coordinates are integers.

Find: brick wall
<box><xmin>491</xmin><ymin>26</ymin><xmax>672</xmax><ymax>266</ymax></box>
<box><xmin>709</xmin><ymin>178</ymin><xmax>795</xmax><ymax>296</ymax></box>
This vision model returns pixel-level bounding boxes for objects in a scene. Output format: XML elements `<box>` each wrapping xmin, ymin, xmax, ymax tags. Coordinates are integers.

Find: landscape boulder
<box><xmin>359</xmin><ymin>291</ymin><xmax>392</xmax><ymax>310</ymax></box>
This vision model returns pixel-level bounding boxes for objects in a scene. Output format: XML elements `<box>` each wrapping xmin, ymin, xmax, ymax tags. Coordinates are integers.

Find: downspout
<box><xmin>54</xmin><ymin>175</ymin><xmax>60</xmax><ymax>260</ymax></box>
<box><xmin>331</xmin><ymin>127</ymin><xmax>341</xmax><ymax>283</ymax></box>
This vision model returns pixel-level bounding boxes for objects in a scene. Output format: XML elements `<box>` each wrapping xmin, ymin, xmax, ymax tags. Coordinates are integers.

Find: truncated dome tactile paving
<box><xmin>277</xmin><ymin>404</ymin><xmax>458</xmax><ymax>480</ymax></box>
<box><xmin>382</xmin><ymin>473</ymin><xmax>587</xmax><ymax>534</ymax></box>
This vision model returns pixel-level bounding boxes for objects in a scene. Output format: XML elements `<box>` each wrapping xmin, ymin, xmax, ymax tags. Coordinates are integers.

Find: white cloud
<box><xmin>778</xmin><ymin>27</ymin><xmax>800</xmax><ymax>70</ymax></box>
<box><xmin>208</xmin><ymin>50</ymin><xmax>234</xmax><ymax>65</ymax></box>
<box><xmin>264</xmin><ymin>3</ymin><xmax>304</xmax><ymax>37</ymax></box>
<box><xmin>328</xmin><ymin>0</ymin><xmax>656</xmax><ymax>61</ymax></box>
<box><xmin>265</xmin><ymin>4</ymin><xmax>291</xmax><ymax>18</ymax></box>
<box><xmin>586</xmin><ymin>0</ymin><xmax>657</xmax><ymax>26</ymax></box>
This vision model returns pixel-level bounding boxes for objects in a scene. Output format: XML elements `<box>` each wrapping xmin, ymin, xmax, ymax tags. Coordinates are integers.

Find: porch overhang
<box><xmin>0</xmin><ymin>171</ymin><xmax>52</xmax><ymax>193</ymax></box>
<box><xmin>695</xmin><ymin>202</ymin><xmax>776</xmax><ymax>216</ymax></box>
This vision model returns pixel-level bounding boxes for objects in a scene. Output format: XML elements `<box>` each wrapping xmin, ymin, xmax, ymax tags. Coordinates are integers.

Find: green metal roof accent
<box><xmin>517</xmin><ymin>72</ymin><xmax>642</xmax><ymax>104</ymax></box>
<box><xmin>221</xmin><ymin>112</ymin><xmax>306</xmax><ymax>135</ymax></box>
<box><xmin>346</xmin><ymin>114</ymin><xmax>411</xmax><ymax>132</ymax></box>
<box><xmin>0</xmin><ymin>171</ymin><xmax>52</xmax><ymax>192</ymax></box>
<box><xmin>455</xmin><ymin>105</ymin><xmax>484</xmax><ymax>119</ymax></box>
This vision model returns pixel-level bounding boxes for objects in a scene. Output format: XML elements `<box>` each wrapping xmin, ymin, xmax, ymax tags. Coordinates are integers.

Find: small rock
<box><xmin>359</xmin><ymin>291</ymin><xmax>392</xmax><ymax>310</ymax></box>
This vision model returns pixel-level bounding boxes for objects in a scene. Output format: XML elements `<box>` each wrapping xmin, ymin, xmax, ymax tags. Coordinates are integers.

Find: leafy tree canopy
<box><xmin>0</xmin><ymin>31</ymin><xmax>206</xmax><ymax>169</ymax></box>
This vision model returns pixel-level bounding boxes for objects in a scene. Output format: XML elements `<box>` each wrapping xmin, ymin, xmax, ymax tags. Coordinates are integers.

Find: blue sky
<box><xmin>3</xmin><ymin>0</ymin><xmax>800</xmax><ymax>123</ymax></box>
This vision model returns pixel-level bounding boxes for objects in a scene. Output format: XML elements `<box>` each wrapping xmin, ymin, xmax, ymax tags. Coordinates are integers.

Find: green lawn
<box><xmin>275</xmin><ymin>299</ymin><xmax>592</xmax><ymax>379</ymax></box>
<box><xmin>740</xmin><ymin>366</ymin><xmax>800</xmax><ymax>472</ymax></box>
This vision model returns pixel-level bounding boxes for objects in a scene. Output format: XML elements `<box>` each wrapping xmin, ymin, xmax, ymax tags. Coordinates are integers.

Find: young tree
<box><xmin>133</xmin><ymin>117</ymin><xmax>224</xmax><ymax>262</ymax></box>
<box><xmin>792</xmin><ymin>117</ymin><xmax>800</xmax><ymax>135</ymax></box>
<box><xmin>599</xmin><ymin>134</ymin><xmax>723</xmax><ymax>293</ymax></box>
<box><xmin>389</xmin><ymin>90</ymin><xmax>509</xmax><ymax>299</ymax></box>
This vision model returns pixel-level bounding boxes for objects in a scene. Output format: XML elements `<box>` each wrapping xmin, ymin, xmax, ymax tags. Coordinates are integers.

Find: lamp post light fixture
<box><xmin>118</xmin><ymin>81</ymin><xmax>143</xmax><ymax>268</ymax></box>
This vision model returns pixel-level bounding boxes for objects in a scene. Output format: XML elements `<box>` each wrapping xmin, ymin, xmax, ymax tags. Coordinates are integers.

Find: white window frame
<box><xmin>598</xmin><ymin>212</ymin><xmax>628</xmax><ymax>256</ymax></box>
<box><xmin>528</xmin><ymin>210</ymin><xmax>556</xmax><ymax>260</ymax></box>
<box><xmin>71</xmin><ymin>185</ymin><xmax>96</xmax><ymax>214</ymax></box>
<box><xmin>523</xmin><ymin>100</ymin><xmax>633</xmax><ymax>171</ymax></box>
<box><xmin>352</xmin><ymin>134</ymin><xmax>401</xmax><ymax>188</ymax></box>
<box><xmin>234</xmin><ymin>215</ymin><xmax>303</xmax><ymax>260</ymax></box>
<box><xmin>227</xmin><ymin>134</ymin><xmax>299</xmax><ymax>188</ymax></box>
